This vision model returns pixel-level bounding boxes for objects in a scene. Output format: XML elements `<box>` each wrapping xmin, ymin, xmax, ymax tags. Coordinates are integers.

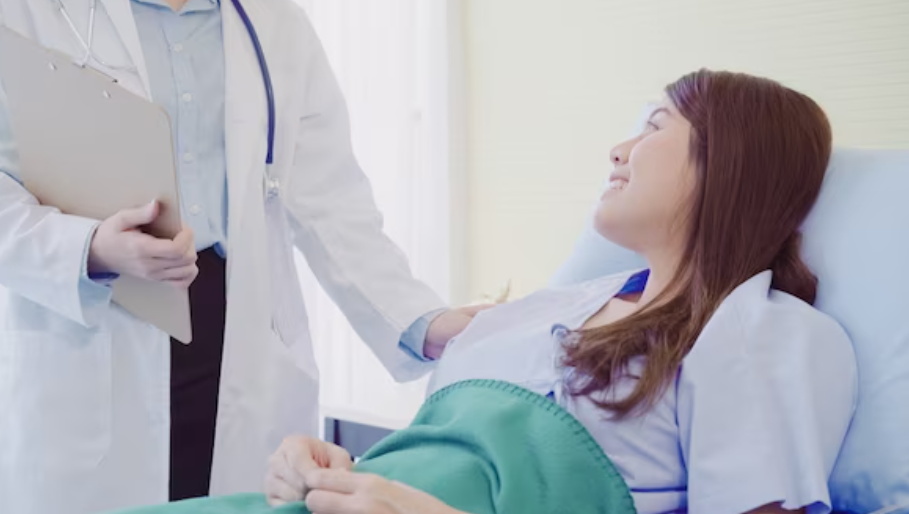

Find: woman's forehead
<box><xmin>645</xmin><ymin>97</ymin><xmax>680</xmax><ymax>115</ymax></box>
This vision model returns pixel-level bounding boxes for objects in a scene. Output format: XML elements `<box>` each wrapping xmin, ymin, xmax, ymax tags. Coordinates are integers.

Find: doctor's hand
<box><xmin>423</xmin><ymin>304</ymin><xmax>495</xmax><ymax>360</ymax></box>
<box><xmin>265</xmin><ymin>436</ymin><xmax>353</xmax><ymax>507</ymax></box>
<box><xmin>88</xmin><ymin>200</ymin><xmax>199</xmax><ymax>289</ymax></box>
<box><xmin>303</xmin><ymin>469</ymin><xmax>467</xmax><ymax>514</ymax></box>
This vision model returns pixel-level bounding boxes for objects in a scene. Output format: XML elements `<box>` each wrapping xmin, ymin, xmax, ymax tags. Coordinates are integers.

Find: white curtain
<box><xmin>291</xmin><ymin>0</ymin><xmax>458</xmax><ymax>430</ymax></box>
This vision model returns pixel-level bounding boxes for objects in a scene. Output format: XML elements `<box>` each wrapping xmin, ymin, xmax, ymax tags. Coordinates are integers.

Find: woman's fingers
<box><xmin>304</xmin><ymin>490</ymin><xmax>354</xmax><ymax>514</ymax></box>
<box><xmin>327</xmin><ymin>444</ymin><xmax>354</xmax><ymax>470</ymax></box>
<box><xmin>305</xmin><ymin>469</ymin><xmax>362</xmax><ymax>495</ymax></box>
<box><xmin>265</xmin><ymin>475</ymin><xmax>304</xmax><ymax>507</ymax></box>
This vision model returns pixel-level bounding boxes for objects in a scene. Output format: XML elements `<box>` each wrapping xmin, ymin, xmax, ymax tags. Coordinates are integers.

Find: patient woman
<box><xmin>254</xmin><ymin>69</ymin><xmax>858</xmax><ymax>514</ymax></box>
<box><xmin>122</xmin><ymin>70</ymin><xmax>856</xmax><ymax>514</ymax></box>
<box><xmin>259</xmin><ymin>69</ymin><xmax>857</xmax><ymax>514</ymax></box>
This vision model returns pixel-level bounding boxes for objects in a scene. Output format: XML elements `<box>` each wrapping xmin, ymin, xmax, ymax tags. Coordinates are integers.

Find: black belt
<box><xmin>169</xmin><ymin>248</ymin><xmax>227</xmax><ymax>501</ymax></box>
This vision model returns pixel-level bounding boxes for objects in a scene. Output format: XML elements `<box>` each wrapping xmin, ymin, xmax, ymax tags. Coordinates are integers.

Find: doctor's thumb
<box><xmin>461</xmin><ymin>303</ymin><xmax>496</xmax><ymax>317</ymax></box>
<box><xmin>114</xmin><ymin>200</ymin><xmax>160</xmax><ymax>231</ymax></box>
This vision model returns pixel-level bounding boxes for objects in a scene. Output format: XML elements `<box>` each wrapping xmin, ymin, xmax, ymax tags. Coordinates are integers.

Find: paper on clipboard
<box><xmin>0</xmin><ymin>26</ymin><xmax>192</xmax><ymax>343</ymax></box>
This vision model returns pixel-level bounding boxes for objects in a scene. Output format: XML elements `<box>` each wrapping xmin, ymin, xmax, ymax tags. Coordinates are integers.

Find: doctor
<box><xmin>0</xmin><ymin>1</ymin><xmax>477</xmax><ymax>513</ymax></box>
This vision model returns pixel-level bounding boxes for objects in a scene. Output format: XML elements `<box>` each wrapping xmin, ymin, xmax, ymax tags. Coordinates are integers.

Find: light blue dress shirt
<box><xmin>81</xmin><ymin>0</ymin><xmax>437</xmax><ymax>358</ymax></box>
<box><xmin>131</xmin><ymin>0</ymin><xmax>227</xmax><ymax>255</ymax></box>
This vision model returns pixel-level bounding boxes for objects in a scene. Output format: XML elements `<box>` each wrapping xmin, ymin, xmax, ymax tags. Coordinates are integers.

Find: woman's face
<box><xmin>594</xmin><ymin>99</ymin><xmax>698</xmax><ymax>255</ymax></box>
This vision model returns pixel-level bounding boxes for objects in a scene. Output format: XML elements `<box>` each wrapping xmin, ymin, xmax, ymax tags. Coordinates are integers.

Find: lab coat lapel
<box><xmin>96</xmin><ymin>0</ymin><xmax>152</xmax><ymax>95</ymax></box>
<box><xmin>23</xmin><ymin>0</ymin><xmax>150</xmax><ymax>96</ymax></box>
<box><xmin>222</xmin><ymin>0</ymin><xmax>274</xmax><ymax>240</ymax></box>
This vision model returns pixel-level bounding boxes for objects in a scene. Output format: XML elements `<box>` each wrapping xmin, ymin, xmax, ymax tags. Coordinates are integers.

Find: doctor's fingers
<box><xmin>171</xmin><ymin>227</ymin><xmax>196</xmax><ymax>255</ymax></box>
<box><xmin>131</xmin><ymin>233</ymin><xmax>195</xmax><ymax>260</ymax></box>
<box><xmin>149</xmin><ymin>263</ymin><xmax>198</xmax><ymax>280</ymax></box>
<box><xmin>150</xmin><ymin>227</ymin><xmax>195</xmax><ymax>258</ymax></box>
<box><xmin>459</xmin><ymin>303</ymin><xmax>496</xmax><ymax>317</ymax></box>
<box><xmin>151</xmin><ymin>249</ymin><xmax>198</xmax><ymax>268</ymax></box>
<box><xmin>109</xmin><ymin>200</ymin><xmax>160</xmax><ymax>231</ymax></box>
<box><xmin>153</xmin><ymin>265</ymin><xmax>199</xmax><ymax>289</ymax></box>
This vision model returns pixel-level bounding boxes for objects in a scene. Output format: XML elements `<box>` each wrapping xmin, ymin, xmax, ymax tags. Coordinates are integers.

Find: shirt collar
<box><xmin>131</xmin><ymin>0</ymin><xmax>220</xmax><ymax>13</ymax></box>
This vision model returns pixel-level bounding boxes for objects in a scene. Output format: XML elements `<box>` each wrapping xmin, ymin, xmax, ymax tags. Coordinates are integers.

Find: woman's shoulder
<box><xmin>733</xmin><ymin>270</ymin><xmax>851</xmax><ymax>351</ymax></box>
<box><xmin>677</xmin><ymin>271</ymin><xmax>858</xmax><ymax>514</ymax></box>
<box><xmin>687</xmin><ymin>270</ymin><xmax>856</xmax><ymax>378</ymax></box>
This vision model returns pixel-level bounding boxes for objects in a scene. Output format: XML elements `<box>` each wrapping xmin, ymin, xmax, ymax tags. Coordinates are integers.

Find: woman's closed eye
<box><xmin>640</xmin><ymin>120</ymin><xmax>660</xmax><ymax>136</ymax></box>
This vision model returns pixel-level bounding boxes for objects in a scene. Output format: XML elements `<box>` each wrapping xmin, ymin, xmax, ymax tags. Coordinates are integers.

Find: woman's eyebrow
<box><xmin>648</xmin><ymin>107</ymin><xmax>671</xmax><ymax>121</ymax></box>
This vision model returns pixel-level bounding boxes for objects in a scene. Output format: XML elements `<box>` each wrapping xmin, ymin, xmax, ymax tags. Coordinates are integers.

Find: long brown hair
<box><xmin>563</xmin><ymin>70</ymin><xmax>832</xmax><ymax>418</ymax></box>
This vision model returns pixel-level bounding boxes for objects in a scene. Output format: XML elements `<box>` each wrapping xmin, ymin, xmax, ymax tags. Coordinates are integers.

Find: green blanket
<box><xmin>113</xmin><ymin>379</ymin><xmax>636</xmax><ymax>514</ymax></box>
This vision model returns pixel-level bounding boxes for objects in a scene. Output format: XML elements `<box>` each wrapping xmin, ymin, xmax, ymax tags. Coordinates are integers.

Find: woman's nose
<box><xmin>609</xmin><ymin>143</ymin><xmax>630</xmax><ymax>166</ymax></box>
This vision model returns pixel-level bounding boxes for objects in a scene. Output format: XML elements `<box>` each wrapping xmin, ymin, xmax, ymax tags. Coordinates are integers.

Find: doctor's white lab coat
<box><xmin>0</xmin><ymin>1</ymin><xmax>445</xmax><ymax>513</ymax></box>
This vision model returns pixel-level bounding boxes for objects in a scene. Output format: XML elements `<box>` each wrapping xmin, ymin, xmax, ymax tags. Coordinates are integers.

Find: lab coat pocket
<box><xmin>6</xmin><ymin>330</ymin><xmax>112</xmax><ymax>470</ymax></box>
<box><xmin>269</xmin><ymin>316</ymin><xmax>319</xmax><ymax>382</ymax></box>
<box><xmin>263</xmin><ymin>324</ymin><xmax>320</xmax><ymax>436</ymax></box>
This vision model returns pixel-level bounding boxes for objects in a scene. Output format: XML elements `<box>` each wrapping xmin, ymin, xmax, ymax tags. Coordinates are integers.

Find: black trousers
<box><xmin>169</xmin><ymin>248</ymin><xmax>227</xmax><ymax>501</ymax></box>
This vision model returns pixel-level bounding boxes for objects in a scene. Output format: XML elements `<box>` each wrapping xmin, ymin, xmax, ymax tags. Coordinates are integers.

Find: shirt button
<box><xmin>172</xmin><ymin>43</ymin><xmax>184</xmax><ymax>53</ymax></box>
<box><xmin>182</xmin><ymin>93</ymin><xmax>193</xmax><ymax>103</ymax></box>
<box><xmin>189</xmin><ymin>205</ymin><xmax>202</xmax><ymax>216</ymax></box>
<box><xmin>182</xmin><ymin>152</ymin><xmax>195</xmax><ymax>163</ymax></box>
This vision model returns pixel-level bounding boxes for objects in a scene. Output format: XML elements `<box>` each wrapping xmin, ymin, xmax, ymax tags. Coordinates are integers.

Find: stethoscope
<box><xmin>54</xmin><ymin>0</ymin><xmax>276</xmax><ymax>167</ymax></box>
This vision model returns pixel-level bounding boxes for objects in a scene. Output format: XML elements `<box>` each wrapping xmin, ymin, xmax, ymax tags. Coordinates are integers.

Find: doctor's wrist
<box><xmin>423</xmin><ymin>339</ymin><xmax>447</xmax><ymax>361</ymax></box>
<box><xmin>424</xmin><ymin>304</ymin><xmax>495</xmax><ymax>360</ymax></box>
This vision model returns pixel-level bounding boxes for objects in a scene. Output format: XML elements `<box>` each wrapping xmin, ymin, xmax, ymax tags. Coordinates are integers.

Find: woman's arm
<box><xmin>304</xmin><ymin>469</ymin><xmax>469</xmax><ymax>514</ymax></box>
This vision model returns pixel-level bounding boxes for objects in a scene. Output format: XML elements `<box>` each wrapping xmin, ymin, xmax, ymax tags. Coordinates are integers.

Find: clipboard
<box><xmin>0</xmin><ymin>26</ymin><xmax>192</xmax><ymax>343</ymax></box>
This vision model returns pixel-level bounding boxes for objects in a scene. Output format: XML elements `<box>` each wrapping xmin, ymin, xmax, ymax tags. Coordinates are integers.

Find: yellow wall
<box><xmin>462</xmin><ymin>0</ymin><xmax>909</xmax><ymax>301</ymax></box>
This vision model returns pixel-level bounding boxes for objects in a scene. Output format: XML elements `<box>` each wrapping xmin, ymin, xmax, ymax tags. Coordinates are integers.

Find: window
<box><xmin>292</xmin><ymin>0</ymin><xmax>463</xmax><ymax>430</ymax></box>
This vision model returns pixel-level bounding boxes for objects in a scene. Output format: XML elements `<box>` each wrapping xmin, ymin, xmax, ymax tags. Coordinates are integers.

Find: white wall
<box><xmin>463</xmin><ymin>0</ymin><xmax>909</xmax><ymax>301</ymax></box>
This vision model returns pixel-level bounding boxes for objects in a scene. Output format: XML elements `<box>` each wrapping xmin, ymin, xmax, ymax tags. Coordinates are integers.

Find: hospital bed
<box><xmin>552</xmin><ymin>148</ymin><xmax>909</xmax><ymax>514</ymax></box>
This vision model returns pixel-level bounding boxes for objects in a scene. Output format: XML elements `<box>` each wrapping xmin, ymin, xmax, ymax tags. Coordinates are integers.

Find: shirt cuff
<box><xmin>80</xmin><ymin>222</ymin><xmax>119</xmax><ymax>287</ymax></box>
<box><xmin>398</xmin><ymin>308</ymin><xmax>447</xmax><ymax>362</ymax></box>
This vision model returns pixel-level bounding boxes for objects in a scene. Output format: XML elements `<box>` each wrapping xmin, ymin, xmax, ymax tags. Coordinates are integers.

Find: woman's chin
<box><xmin>593</xmin><ymin>216</ymin><xmax>620</xmax><ymax>242</ymax></box>
<box><xmin>593</xmin><ymin>213</ymin><xmax>638</xmax><ymax>251</ymax></box>
<box><xmin>599</xmin><ymin>187</ymin><xmax>625</xmax><ymax>201</ymax></box>
<box><xmin>593</xmin><ymin>201</ymin><xmax>621</xmax><ymax>229</ymax></box>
